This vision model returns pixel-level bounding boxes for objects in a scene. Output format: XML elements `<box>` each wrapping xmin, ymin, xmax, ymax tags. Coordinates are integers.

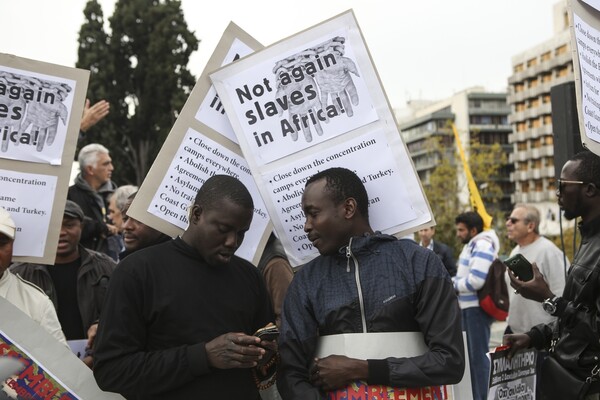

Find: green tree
<box><xmin>468</xmin><ymin>133</ymin><xmax>512</xmax><ymax>256</ymax></box>
<box><xmin>421</xmin><ymin>136</ymin><xmax>460</xmax><ymax>253</ymax></box>
<box><xmin>420</xmin><ymin>126</ymin><xmax>510</xmax><ymax>257</ymax></box>
<box><xmin>76</xmin><ymin>0</ymin><xmax>199</xmax><ymax>185</ymax></box>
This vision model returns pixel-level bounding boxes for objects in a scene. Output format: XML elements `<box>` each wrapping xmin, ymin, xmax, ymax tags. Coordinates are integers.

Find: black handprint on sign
<box><xmin>314</xmin><ymin>50</ymin><xmax>360</xmax><ymax>117</ymax></box>
<box><xmin>19</xmin><ymin>86</ymin><xmax>69</xmax><ymax>152</ymax></box>
<box><xmin>275</xmin><ymin>65</ymin><xmax>326</xmax><ymax>143</ymax></box>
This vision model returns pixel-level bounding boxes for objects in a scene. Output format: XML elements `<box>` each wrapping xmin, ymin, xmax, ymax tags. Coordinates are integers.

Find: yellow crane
<box><xmin>451</xmin><ymin>123</ymin><xmax>493</xmax><ymax>230</ymax></box>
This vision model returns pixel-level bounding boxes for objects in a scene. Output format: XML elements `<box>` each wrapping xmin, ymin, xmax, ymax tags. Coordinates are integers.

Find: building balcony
<box><xmin>508</xmin><ymin>52</ymin><xmax>573</xmax><ymax>85</ymax></box>
<box><xmin>510</xmin><ymin>170</ymin><xmax>528</xmax><ymax>181</ymax></box>
<box><xmin>469</xmin><ymin>124</ymin><xmax>512</xmax><ymax>133</ymax></box>
<box><xmin>507</xmin><ymin>74</ymin><xmax>573</xmax><ymax>104</ymax></box>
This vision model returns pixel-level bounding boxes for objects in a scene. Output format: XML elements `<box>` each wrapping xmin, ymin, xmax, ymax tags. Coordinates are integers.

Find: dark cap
<box><xmin>64</xmin><ymin>200</ymin><xmax>84</xmax><ymax>221</ymax></box>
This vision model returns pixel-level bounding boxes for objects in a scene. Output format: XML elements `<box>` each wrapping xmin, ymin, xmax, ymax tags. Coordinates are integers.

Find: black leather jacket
<box><xmin>527</xmin><ymin>216</ymin><xmax>600</xmax><ymax>379</ymax></box>
<box><xmin>10</xmin><ymin>245</ymin><xmax>115</xmax><ymax>334</ymax></box>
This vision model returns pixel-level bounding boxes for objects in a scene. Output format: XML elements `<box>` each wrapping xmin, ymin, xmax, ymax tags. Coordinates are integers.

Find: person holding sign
<box><xmin>277</xmin><ymin>167</ymin><xmax>464</xmax><ymax>399</ymax></box>
<box><xmin>93</xmin><ymin>175</ymin><xmax>275</xmax><ymax>399</ymax></box>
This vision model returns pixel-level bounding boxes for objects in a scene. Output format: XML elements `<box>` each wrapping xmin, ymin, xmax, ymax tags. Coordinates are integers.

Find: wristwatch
<box><xmin>542</xmin><ymin>296</ymin><xmax>560</xmax><ymax>315</ymax></box>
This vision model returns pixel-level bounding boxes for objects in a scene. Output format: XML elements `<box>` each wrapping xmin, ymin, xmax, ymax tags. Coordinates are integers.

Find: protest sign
<box><xmin>0</xmin><ymin>54</ymin><xmax>88</xmax><ymax>264</ymax></box>
<box><xmin>569</xmin><ymin>0</ymin><xmax>600</xmax><ymax>156</ymax></box>
<box><xmin>0</xmin><ymin>297</ymin><xmax>123</xmax><ymax>399</ymax></box>
<box><xmin>127</xmin><ymin>23</ymin><xmax>271</xmax><ymax>264</ymax></box>
<box><xmin>211</xmin><ymin>10</ymin><xmax>433</xmax><ymax>266</ymax></box>
<box><xmin>316</xmin><ymin>332</ymin><xmax>472</xmax><ymax>400</ymax></box>
<box><xmin>487</xmin><ymin>347</ymin><xmax>537</xmax><ymax>400</ymax></box>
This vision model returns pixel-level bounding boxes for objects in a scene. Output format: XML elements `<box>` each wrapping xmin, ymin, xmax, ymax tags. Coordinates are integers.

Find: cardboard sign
<box><xmin>569</xmin><ymin>0</ymin><xmax>600</xmax><ymax>156</ymax></box>
<box><xmin>0</xmin><ymin>54</ymin><xmax>88</xmax><ymax>263</ymax></box>
<box><xmin>126</xmin><ymin>23</ymin><xmax>271</xmax><ymax>264</ymax></box>
<box><xmin>211</xmin><ymin>11</ymin><xmax>433</xmax><ymax>266</ymax></box>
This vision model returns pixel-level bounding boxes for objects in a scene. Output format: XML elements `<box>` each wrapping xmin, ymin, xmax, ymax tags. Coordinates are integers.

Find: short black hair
<box><xmin>571</xmin><ymin>150</ymin><xmax>600</xmax><ymax>187</ymax></box>
<box><xmin>194</xmin><ymin>175</ymin><xmax>253</xmax><ymax>211</ymax></box>
<box><xmin>455</xmin><ymin>211</ymin><xmax>483</xmax><ymax>234</ymax></box>
<box><xmin>305</xmin><ymin>167</ymin><xmax>369</xmax><ymax>219</ymax></box>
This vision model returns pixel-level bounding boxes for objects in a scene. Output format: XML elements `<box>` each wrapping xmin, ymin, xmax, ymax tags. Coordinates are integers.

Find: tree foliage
<box><xmin>76</xmin><ymin>0</ymin><xmax>199</xmax><ymax>185</ymax></box>
<box><xmin>421</xmin><ymin>127</ymin><xmax>511</xmax><ymax>258</ymax></box>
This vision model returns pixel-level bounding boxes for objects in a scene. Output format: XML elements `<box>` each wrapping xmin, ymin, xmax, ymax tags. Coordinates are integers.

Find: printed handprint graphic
<box><xmin>271</xmin><ymin>36</ymin><xmax>361</xmax><ymax>143</ymax></box>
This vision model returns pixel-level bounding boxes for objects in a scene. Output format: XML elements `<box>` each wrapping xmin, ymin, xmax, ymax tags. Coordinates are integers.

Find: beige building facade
<box><xmin>507</xmin><ymin>0</ymin><xmax>573</xmax><ymax>235</ymax></box>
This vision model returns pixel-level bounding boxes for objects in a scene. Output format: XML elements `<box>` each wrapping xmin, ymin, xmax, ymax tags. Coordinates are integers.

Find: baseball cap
<box><xmin>0</xmin><ymin>207</ymin><xmax>16</xmax><ymax>240</ymax></box>
<box><xmin>64</xmin><ymin>200</ymin><xmax>84</xmax><ymax>221</ymax></box>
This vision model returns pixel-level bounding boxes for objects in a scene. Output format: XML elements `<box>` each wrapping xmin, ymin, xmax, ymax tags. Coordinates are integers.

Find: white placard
<box><xmin>1</xmin><ymin>66</ymin><xmax>76</xmax><ymax>165</ymax></box>
<box><xmin>211</xmin><ymin>11</ymin><xmax>433</xmax><ymax>266</ymax></box>
<box><xmin>148</xmin><ymin>128</ymin><xmax>269</xmax><ymax>261</ymax></box>
<box><xmin>0</xmin><ymin>169</ymin><xmax>57</xmax><ymax>257</ymax></box>
<box><xmin>195</xmin><ymin>38</ymin><xmax>255</xmax><ymax>144</ymax></box>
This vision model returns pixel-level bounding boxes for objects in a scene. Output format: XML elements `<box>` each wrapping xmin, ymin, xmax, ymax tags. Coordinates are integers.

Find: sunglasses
<box><xmin>506</xmin><ymin>217</ymin><xmax>520</xmax><ymax>224</ymax></box>
<box><xmin>556</xmin><ymin>179</ymin><xmax>589</xmax><ymax>193</ymax></box>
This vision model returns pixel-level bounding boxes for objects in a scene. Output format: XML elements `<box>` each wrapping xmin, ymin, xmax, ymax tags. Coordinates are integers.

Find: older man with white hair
<box><xmin>504</xmin><ymin>203</ymin><xmax>566</xmax><ymax>334</ymax></box>
<box><xmin>0</xmin><ymin>207</ymin><xmax>67</xmax><ymax>345</ymax></box>
<box><xmin>68</xmin><ymin>143</ymin><xmax>118</xmax><ymax>257</ymax></box>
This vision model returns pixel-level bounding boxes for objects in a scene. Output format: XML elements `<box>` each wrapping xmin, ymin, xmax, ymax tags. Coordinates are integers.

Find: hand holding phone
<box><xmin>254</xmin><ymin>324</ymin><xmax>279</xmax><ymax>342</ymax></box>
<box><xmin>504</xmin><ymin>254</ymin><xmax>533</xmax><ymax>281</ymax></box>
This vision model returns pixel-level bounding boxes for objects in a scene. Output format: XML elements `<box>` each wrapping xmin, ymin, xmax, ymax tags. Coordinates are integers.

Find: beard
<box><xmin>562</xmin><ymin>207</ymin><xmax>578</xmax><ymax>220</ymax></box>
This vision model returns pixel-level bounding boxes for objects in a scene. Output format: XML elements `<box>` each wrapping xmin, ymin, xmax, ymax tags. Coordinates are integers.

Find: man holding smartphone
<box><xmin>93</xmin><ymin>175</ymin><xmax>274</xmax><ymax>400</ymax></box>
<box><xmin>504</xmin><ymin>203</ymin><xmax>566</xmax><ymax>334</ymax></box>
<box><xmin>505</xmin><ymin>150</ymin><xmax>600</xmax><ymax>399</ymax></box>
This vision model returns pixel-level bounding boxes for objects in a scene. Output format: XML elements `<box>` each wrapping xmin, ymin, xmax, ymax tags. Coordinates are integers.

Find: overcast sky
<box><xmin>0</xmin><ymin>0</ymin><xmax>560</xmax><ymax>108</ymax></box>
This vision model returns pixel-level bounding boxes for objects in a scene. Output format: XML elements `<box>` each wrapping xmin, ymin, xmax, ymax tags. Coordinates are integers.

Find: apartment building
<box><xmin>398</xmin><ymin>87</ymin><xmax>513</xmax><ymax>214</ymax></box>
<box><xmin>507</xmin><ymin>0</ymin><xmax>573</xmax><ymax>235</ymax></box>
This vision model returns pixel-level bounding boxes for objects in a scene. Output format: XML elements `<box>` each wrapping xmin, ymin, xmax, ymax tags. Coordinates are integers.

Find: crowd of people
<box><xmin>1</xmin><ymin>100</ymin><xmax>600</xmax><ymax>399</ymax></box>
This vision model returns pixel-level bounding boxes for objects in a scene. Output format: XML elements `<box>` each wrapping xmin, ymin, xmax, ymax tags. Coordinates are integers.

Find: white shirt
<box><xmin>0</xmin><ymin>270</ymin><xmax>67</xmax><ymax>345</ymax></box>
<box><xmin>506</xmin><ymin>236</ymin><xmax>567</xmax><ymax>333</ymax></box>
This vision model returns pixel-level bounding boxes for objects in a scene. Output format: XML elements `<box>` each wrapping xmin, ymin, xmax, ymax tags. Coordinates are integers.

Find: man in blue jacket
<box><xmin>277</xmin><ymin>167</ymin><xmax>464</xmax><ymax>399</ymax></box>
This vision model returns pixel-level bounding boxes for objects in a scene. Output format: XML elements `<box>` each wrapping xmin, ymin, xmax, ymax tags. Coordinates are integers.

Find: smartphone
<box><xmin>504</xmin><ymin>254</ymin><xmax>533</xmax><ymax>281</ymax></box>
<box><xmin>254</xmin><ymin>325</ymin><xmax>279</xmax><ymax>342</ymax></box>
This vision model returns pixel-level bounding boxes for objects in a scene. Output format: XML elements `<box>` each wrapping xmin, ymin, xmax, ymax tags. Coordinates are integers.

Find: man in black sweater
<box><xmin>93</xmin><ymin>175</ymin><xmax>275</xmax><ymax>399</ymax></box>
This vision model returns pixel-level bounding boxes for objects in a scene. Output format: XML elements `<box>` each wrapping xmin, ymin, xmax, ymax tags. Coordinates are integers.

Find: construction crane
<box><xmin>451</xmin><ymin>122</ymin><xmax>493</xmax><ymax>230</ymax></box>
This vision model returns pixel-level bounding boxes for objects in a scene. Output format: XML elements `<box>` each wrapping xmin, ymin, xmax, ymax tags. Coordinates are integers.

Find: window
<box><xmin>517</xmin><ymin>122</ymin><xmax>527</xmax><ymax>132</ymax></box>
<box><xmin>532</xmin><ymin>118</ymin><xmax>542</xmax><ymax>128</ymax></box>
<box><xmin>514</xmin><ymin>63</ymin><xmax>524</xmax><ymax>73</ymax></box>
<box><xmin>542</xmin><ymin>73</ymin><xmax>553</xmax><ymax>83</ymax></box>
<box><xmin>529</xmin><ymin>98</ymin><xmax>540</xmax><ymax>108</ymax></box>
<box><xmin>515</xmin><ymin>83</ymin><xmax>525</xmax><ymax>92</ymax></box>
<box><xmin>527</xmin><ymin>57</ymin><xmax>538</xmax><ymax>67</ymax></box>
<box><xmin>516</xmin><ymin>102</ymin><xmax>526</xmax><ymax>112</ymax></box>
<box><xmin>557</xmin><ymin>66</ymin><xmax>569</xmax><ymax>77</ymax></box>
<box><xmin>543</xmin><ymin>115</ymin><xmax>552</xmax><ymax>125</ymax></box>
<box><xmin>555</xmin><ymin>44</ymin><xmax>568</xmax><ymax>56</ymax></box>
<box><xmin>517</xmin><ymin>142</ymin><xmax>528</xmax><ymax>151</ymax></box>
<box><xmin>541</xmin><ymin>51</ymin><xmax>552</xmax><ymax>62</ymax></box>
<box><xmin>542</xmin><ymin>94</ymin><xmax>551</xmax><ymax>104</ymax></box>
<box><xmin>529</xmin><ymin>78</ymin><xmax>539</xmax><ymax>88</ymax></box>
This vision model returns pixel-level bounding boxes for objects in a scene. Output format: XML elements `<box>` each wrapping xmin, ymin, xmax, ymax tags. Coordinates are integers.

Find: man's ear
<box><xmin>189</xmin><ymin>204</ymin><xmax>203</xmax><ymax>224</ymax></box>
<box><xmin>584</xmin><ymin>183</ymin><xmax>599</xmax><ymax>198</ymax></box>
<box><xmin>343</xmin><ymin>198</ymin><xmax>358</xmax><ymax>220</ymax></box>
<box><xmin>85</xmin><ymin>164</ymin><xmax>95</xmax><ymax>176</ymax></box>
<box><xmin>470</xmin><ymin>227</ymin><xmax>479</xmax><ymax>238</ymax></box>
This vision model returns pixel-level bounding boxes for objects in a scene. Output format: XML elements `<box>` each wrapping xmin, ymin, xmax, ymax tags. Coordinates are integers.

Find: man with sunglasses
<box><xmin>505</xmin><ymin>150</ymin><xmax>600</xmax><ymax>399</ymax></box>
<box><xmin>504</xmin><ymin>204</ymin><xmax>566</xmax><ymax>334</ymax></box>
